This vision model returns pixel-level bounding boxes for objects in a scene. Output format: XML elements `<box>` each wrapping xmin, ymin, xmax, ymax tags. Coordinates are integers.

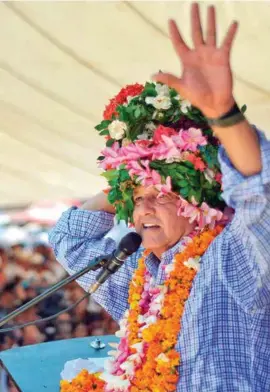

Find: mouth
<box><xmin>142</xmin><ymin>224</ymin><xmax>161</xmax><ymax>231</ymax></box>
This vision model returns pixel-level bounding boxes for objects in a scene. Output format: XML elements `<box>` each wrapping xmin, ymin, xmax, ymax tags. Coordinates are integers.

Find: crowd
<box><xmin>0</xmin><ymin>225</ymin><xmax>118</xmax><ymax>391</ymax></box>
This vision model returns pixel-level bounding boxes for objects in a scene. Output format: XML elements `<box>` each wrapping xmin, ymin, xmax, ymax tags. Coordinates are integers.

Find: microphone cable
<box><xmin>0</xmin><ymin>292</ymin><xmax>90</xmax><ymax>333</ymax></box>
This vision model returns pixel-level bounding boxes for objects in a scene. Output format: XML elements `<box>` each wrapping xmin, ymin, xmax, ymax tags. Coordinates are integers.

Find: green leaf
<box><xmin>134</xmin><ymin>107</ymin><xmax>141</xmax><ymax>118</ymax></box>
<box><xmin>241</xmin><ymin>104</ymin><xmax>247</xmax><ymax>114</ymax></box>
<box><xmin>101</xmin><ymin>169</ymin><xmax>118</xmax><ymax>181</ymax></box>
<box><xmin>180</xmin><ymin>187</ymin><xmax>189</xmax><ymax>198</ymax></box>
<box><xmin>106</xmin><ymin>138</ymin><xmax>115</xmax><ymax>147</ymax></box>
<box><xmin>99</xmin><ymin>129</ymin><xmax>109</xmax><ymax>136</ymax></box>
<box><xmin>178</xmin><ymin>179</ymin><xmax>189</xmax><ymax>187</ymax></box>
<box><xmin>97</xmin><ymin>155</ymin><xmax>105</xmax><ymax>161</ymax></box>
<box><xmin>95</xmin><ymin>120</ymin><xmax>111</xmax><ymax>131</ymax></box>
<box><xmin>119</xmin><ymin>170</ymin><xmax>130</xmax><ymax>182</ymax></box>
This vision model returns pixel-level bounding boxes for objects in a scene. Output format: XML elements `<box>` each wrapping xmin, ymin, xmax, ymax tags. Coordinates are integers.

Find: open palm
<box><xmin>154</xmin><ymin>4</ymin><xmax>238</xmax><ymax>118</ymax></box>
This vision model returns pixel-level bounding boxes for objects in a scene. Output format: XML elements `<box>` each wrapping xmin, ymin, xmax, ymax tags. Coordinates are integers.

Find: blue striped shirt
<box><xmin>49</xmin><ymin>130</ymin><xmax>270</xmax><ymax>391</ymax></box>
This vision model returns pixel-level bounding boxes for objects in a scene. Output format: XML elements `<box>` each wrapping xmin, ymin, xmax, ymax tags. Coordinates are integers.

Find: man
<box><xmin>50</xmin><ymin>4</ymin><xmax>270</xmax><ymax>391</ymax></box>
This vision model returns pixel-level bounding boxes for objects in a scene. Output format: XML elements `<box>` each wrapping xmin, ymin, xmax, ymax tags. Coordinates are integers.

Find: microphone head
<box><xmin>118</xmin><ymin>232</ymin><xmax>142</xmax><ymax>255</ymax></box>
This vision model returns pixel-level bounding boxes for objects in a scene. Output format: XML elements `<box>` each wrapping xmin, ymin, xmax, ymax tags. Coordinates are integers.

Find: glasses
<box><xmin>133</xmin><ymin>193</ymin><xmax>178</xmax><ymax>207</ymax></box>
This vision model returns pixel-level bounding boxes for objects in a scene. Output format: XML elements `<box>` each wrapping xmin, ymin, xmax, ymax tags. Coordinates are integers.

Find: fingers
<box><xmin>221</xmin><ymin>21</ymin><xmax>239</xmax><ymax>54</ymax></box>
<box><xmin>191</xmin><ymin>3</ymin><xmax>204</xmax><ymax>47</ymax></box>
<box><xmin>152</xmin><ymin>72</ymin><xmax>183</xmax><ymax>93</ymax></box>
<box><xmin>206</xmin><ymin>5</ymin><xmax>216</xmax><ymax>46</ymax></box>
<box><xmin>168</xmin><ymin>19</ymin><xmax>190</xmax><ymax>59</ymax></box>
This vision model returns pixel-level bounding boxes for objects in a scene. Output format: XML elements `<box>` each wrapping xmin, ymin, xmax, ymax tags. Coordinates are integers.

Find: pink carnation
<box><xmin>181</xmin><ymin>128</ymin><xmax>207</xmax><ymax>152</ymax></box>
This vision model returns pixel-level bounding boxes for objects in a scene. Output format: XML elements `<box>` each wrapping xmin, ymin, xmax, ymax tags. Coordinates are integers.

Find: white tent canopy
<box><xmin>1</xmin><ymin>1</ymin><xmax>270</xmax><ymax>207</ymax></box>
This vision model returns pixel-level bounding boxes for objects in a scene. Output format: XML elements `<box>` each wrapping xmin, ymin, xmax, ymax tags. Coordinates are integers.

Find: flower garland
<box><xmin>61</xmin><ymin>225</ymin><xmax>224</xmax><ymax>392</ymax></box>
<box><xmin>60</xmin><ymin>370</ymin><xmax>105</xmax><ymax>392</ymax></box>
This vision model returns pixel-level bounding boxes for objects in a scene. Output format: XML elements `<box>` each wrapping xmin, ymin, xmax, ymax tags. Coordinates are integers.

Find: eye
<box><xmin>134</xmin><ymin>196</ymin><xmax>143</xmax><ymax>205</ymax></box>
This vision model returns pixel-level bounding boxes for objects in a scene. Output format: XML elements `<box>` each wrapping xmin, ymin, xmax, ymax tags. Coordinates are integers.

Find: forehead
<box><xmin>133</xmin><ymin>186</ymin><xmax>158</xmax><ymax>197</ymax></box>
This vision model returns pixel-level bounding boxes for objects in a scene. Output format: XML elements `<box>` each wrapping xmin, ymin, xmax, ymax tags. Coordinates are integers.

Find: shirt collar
<box><xmin>143</xmin><ymin>238</ymin><xmax>184</xmax><ymax>282</ymax></box>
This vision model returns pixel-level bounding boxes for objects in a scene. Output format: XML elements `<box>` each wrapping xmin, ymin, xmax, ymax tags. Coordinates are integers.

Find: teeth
<box><xmin>144</xmin><ymin>224</ymin><xmax>158</xmax><ymax>228</ymax></box>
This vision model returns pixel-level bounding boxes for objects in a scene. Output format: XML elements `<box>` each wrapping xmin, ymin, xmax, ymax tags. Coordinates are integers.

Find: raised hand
<box><xmin>153</xmin><ymin>3</ymin><xmax>238</xmax><ymax>118</ymax></box>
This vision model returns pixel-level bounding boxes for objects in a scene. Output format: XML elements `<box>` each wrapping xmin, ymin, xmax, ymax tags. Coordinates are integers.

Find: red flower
<box><xmin>185</xmin><ymin>153</ymin><xmax>206</xmax><ymax>172</ymax></box>
<box><xmin>215</xmin><ymin>172</ymin><xmax>222</xmax><ymax>184</ymax></box>
<box><xmin>103</xmin><ymin>83</ymin><xmax>144</xmax><ymax>120</ymax></box>
<box><xmin>153</xmin><ymin>125</ymin><xmax>178</xmax><ymax>145</ymax></box>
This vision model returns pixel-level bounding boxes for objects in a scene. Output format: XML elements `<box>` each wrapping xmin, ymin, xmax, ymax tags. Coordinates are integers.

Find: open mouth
<box><xmin>142</xmin><ymin>224</ymin><xmax>160</xmax><ymax>230</ymax></box>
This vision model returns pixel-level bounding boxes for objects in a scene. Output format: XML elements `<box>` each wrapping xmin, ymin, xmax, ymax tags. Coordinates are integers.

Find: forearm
<box><xmin>213</xmin><ymin>119</ymin><xmax>261</xmax><ymax>176</ymax></box>
<box><xmin>203</xmin><ymin>99</ymin><xmax>262</xmax><ymax>177</ymax></box>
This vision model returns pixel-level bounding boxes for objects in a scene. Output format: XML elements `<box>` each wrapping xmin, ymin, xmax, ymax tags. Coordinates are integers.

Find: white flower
<box><xmin>137</xmin><ymin>132</ymin><xmax>149</xmax><ymax>140</ymax></box>
<box><xmin>164</xmin><ymin>263</ymin><xmax>175</xmax><ymax>275</ymax></box>
<box><xmin>122</xmin><ymin>137</ymin><xmax>132</xmax><ymax>146</ymax></box>
<box><xmin>108</xmin><ymin>120</ymin><xmax>127</xmax><ymax>140</ymax></box>
<box><xmin>137</xmin><ymin>315</ymin><xmax>145</xmax><ymax>324</ymax></box>
<box><xmin>115</xmin><ymin>328</ymin><xmax>125</xmax><ymax>338</ymax></box>
<box><xmin>180</xmin><ymin>99</ymin><xmax>192</xmax><ymax>114</ymax></box>
<box><xmin>144</xmin><ymin>315</ymin><xmax>157</xmax><ymax>325</ymax></box>
<box><xmin>155</xmin><ymin>83</ymin><xmax>170</xmax><ymax>96</ymax></box>
<box><xmin>184</xmin><ymin>256</ymin><xmax>201</xmax><ymax>272</ymax></box>
<box><xmin>145</xmin><ymin>122</ymin><xmax>156</xmax><ymax>132</ymax></box>
<box><xmin>120</xmin><ymin>360</ymin><xmax>135</xmax><ymax>376</ymax></box>
<box><xmin>108</xmin><ymin>350</ymin><xmax>118</xmax><ymax>357</ymax></box>
<box><xmin>131</xmin><ymin>342</ymin><xmax>144</xmax><ymax>354</ymax></box>
<box><xmin>204</xmin><ymin>168</ymin><xmax>215</xmax><ymax>184</ymax></box>
<box><xmin>156</xmin><ymin>353</ymin><xmax>169</xmax><ymax>363</ymax></box>
<box><xmin>146</xmin><ymin>95</ymin><xmax>172</xmax><ymax>110</ymax></box>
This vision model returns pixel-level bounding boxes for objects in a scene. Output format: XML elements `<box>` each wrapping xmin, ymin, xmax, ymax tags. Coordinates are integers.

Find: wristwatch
<box><xmin>206</xmin><ymin>102</ymin><xmax>246</xmax><ymax>128</ymax></box>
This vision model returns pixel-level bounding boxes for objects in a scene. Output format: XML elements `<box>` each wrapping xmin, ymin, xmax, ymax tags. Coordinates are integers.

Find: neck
<box><xmin>152</xmin><ymin>224</ymin><xmax>195</xmax><ymax>260</ymax></box>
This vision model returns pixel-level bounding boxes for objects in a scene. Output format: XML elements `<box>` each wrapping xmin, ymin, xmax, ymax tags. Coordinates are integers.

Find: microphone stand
<box><xmin>0</xmin><ymin>256</ymin><xmax>107</xmax><ymax>328</ymax></box>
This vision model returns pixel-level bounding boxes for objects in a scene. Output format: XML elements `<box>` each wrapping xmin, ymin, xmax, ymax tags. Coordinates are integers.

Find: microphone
<box><xmin>89</xmin><ymin>232</ymin><xmax>142</xmax><ymax>294</ymax></box>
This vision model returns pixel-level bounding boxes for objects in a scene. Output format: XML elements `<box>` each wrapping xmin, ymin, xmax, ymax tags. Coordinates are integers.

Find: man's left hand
<box><xmin>153</xmin><ymin>3</ymin><xmax>238</xmax><ymax>118</ymax></box>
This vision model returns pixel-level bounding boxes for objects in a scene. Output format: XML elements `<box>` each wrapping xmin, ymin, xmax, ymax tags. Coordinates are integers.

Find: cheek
<box><xmin>133</xmin><ymin>210</ymin><xmax>140</xmax><ymax>230</ymax></box>
<box><xmin>161</xmin><ymin>206</ymin><xmax>180</xmax><ymax>232</ymax></box>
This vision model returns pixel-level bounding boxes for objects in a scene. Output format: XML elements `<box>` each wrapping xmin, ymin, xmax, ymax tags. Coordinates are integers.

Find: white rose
<box><xmin>180</xmin><ymin>99</ymin><xmax>192</xmax><ymax>114</ymax></box>
<box><xmin>155</xmin><ymin>83</ymin><xmax>170</xmax><ymax>96</ymax></box>
<box><xmin>146</xmin><ymin>95</ymin><xmax>172</xmax><ymax>110</ymax></box>
<box><xmin>108</xmin><ymin>120</ymin><xmax>127</xmax><ymax>140</ymax></box>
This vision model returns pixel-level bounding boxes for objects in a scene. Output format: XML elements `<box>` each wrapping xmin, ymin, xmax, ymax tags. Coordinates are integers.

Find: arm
<box><xmin>49</xmin><ymin>194</ymin><xmax>137</xmax><ymax>321</ymax></box>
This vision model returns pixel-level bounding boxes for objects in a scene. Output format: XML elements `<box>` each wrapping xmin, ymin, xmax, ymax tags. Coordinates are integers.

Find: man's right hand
<box><xmin>80</xmin><ymin>191</ymin><xmax>115</xmax><ymax>214</ymax></box>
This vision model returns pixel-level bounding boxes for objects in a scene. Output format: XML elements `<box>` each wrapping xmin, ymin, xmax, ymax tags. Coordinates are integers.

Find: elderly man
<box><xmin>50</xmin><ymin>4</ymin><xmax>270</xmax><ymax>391</ymax></box>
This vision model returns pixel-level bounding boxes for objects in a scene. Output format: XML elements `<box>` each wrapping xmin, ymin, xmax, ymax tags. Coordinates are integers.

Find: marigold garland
<box><xmin>61</xmin><ymin>226</ymin><xmax>223</xmax><ymax>392</ymax></box>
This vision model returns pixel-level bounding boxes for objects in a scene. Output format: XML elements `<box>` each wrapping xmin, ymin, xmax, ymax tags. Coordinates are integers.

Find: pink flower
<box><xmin>127</xmin><ymin>160</ymin><xmax>162</xmax><ymax>187</ymax></box>
<box><xmin>155</xmin><ymin>176</ymin><xmax>172</xmax><ymax>195</ymax></box>
<box><xmin>198</xmin><ymin>202</ymin><xmax>223</xmax><ymax>229</ymax></box>
<box><xmin>99</xmin><ymin>142</ymin><xmax>122</xmax><ymax>169</ymax></box>
<box><xmin>182</xmin><ymin>128</ymin><xmax>207</xmax><ymax>152</ymax></box>
<box><xmin>152</xmin><ymin>136</ymin><xmax>182</xmax><ymax>162</ymax></box>
<box><xmin>215</xmin><ymin>172</ymin><xmax>222</xmax><ymax>184</ymax></box>
<box><xmin>180</xmin><ymin>202</ymin><xmax>201</xmax><ymax>223</ymax></box>
<box><xmin>153</xmin><ymin>125</ymin><xmax>178</xmax><ymax>144</ymax></box>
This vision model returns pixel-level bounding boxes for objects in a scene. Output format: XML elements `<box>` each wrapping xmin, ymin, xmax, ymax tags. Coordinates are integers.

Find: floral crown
<box><xmin>96</xmin><ymin>82</ymin><xmax>229</xmax><ymax>229</ymax></box>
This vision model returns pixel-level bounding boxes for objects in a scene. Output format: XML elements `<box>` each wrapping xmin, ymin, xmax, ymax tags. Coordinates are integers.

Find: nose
<box><xmin>140</xmin><ymin>197</ymin><xmax>156</xmax><ymax>215</ymax></box>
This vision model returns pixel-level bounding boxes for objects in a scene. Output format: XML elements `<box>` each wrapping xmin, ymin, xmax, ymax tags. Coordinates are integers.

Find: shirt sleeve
<box><xmin>48</xmin><ymin>207</ymin><xmax>138</xmax><ymax>321</ymax></box>
<box><xmin>219</xmin><ymin>129</ymin><xmax>270</xmax><ymax>307</ymax></box>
